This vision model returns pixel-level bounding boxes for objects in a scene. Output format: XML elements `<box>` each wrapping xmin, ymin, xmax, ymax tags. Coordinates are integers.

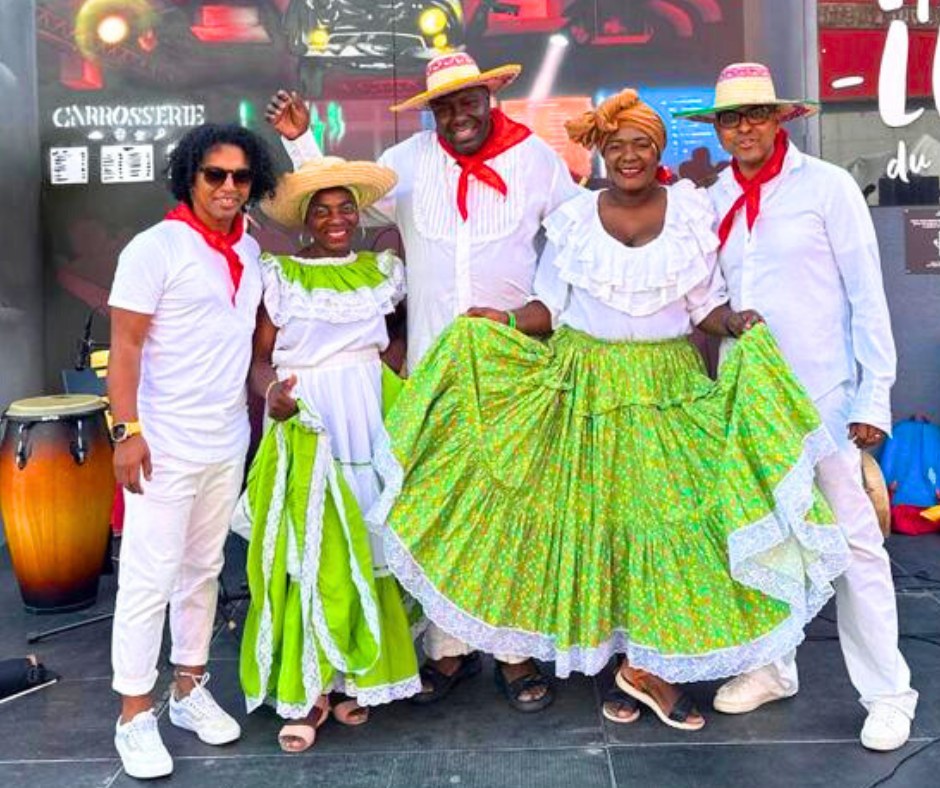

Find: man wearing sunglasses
<box><xmin>107</xmin><ymin>124</ymin><xmax>276</xmax><ymax>779</ymax></box>
<box><xmin>677</xmin><ymin>63</ymin><xmax>917</xmax><ymax>752</ymax></box>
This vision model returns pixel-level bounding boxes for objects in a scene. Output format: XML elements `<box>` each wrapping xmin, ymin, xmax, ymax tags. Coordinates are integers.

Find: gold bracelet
<box><xmin>264</xmin><ymin>378</ymin><xmax>278</xmax><ymax>401</ymax></box>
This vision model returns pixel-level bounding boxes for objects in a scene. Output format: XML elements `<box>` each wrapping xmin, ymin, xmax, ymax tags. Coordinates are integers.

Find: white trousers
<box><xmin>111</xmin><ymin>451</ymin><xmax>245</xmax><ymax>696</ymax></box>
<box><xmin>423</xmin><ymin>624</ymin><xmax>527</xmax><ymax>666</ymax></box>
<box><xmin>769</xmin><ymin>384</ymin><xmax>918</xmax><ymax>718</ymax></box>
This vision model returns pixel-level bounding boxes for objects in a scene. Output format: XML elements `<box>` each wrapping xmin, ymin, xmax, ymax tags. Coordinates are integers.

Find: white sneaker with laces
<box><xmin>168</xmin><ymin>672</ymin><xmax>241</xmax><ymax>745</ymax></box>
<box><xmin>114</xmin><ymin>709</ymin><xmax>173</xmax><ymax>780</ymax></box>
<box><xmin>713</xmin><ymin>665</ymin><xmax>798</xmax><ymax>714</ymax></box>
<box><xmin>860</xmin><ymin>703</ymin><xmax>912</xmax><ymax>751</ymax></box>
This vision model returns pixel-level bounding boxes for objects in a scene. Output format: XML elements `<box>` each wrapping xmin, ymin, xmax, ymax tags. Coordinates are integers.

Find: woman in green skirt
<box><xmin>235</xmin><ymin>157</ymin><xmax>421</xmax><ymax>752</ymax></box>
<box><xmin>368</xmin><ymin>89</ymin><xmax>849</xmax><ymax>730</ymax></box>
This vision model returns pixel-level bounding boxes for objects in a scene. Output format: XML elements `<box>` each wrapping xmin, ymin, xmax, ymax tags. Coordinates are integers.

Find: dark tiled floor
<box><xmin>0</xmin><ymin>532</ymin><xmax>937</xmax><ymax>787</ymax></box>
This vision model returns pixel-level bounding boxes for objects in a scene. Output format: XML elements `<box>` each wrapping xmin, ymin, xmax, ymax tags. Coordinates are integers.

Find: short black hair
<box><xmin>166</xmin><ymin>124</ymin><xmax>277</xmax><ymax>207</ymax></box>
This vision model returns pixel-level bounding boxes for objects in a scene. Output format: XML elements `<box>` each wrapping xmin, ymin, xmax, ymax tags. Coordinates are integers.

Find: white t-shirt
<box><xmin>108</xmin><ymin>219</ymin><xmax>262</xmax><ymax>463</ymax></box>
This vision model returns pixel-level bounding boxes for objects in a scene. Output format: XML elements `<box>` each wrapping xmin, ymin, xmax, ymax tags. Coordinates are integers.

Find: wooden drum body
<box><xmin>0</xmin><ymin>395</ymin><xmax>114</xmax><ymax>613</ymax></box>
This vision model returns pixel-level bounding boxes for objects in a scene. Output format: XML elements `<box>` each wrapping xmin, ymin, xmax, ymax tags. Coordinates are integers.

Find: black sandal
<box><xmin>601</xmin><ymin>687</ymin><xmax>640</xmax><ymax>724</ymax></box>
<box><xmin>409</xmin><ymin>651</ymin><xmax>483</xmax><ymax>706</ymax></box>
<box><xmin>494</xmin><ymin>661</ymin><xmax>555</xmax><ymax>713</ymax></box>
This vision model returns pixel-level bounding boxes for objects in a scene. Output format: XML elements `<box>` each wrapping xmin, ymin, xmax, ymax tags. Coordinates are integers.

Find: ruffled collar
<box><xmin>260</xmin><ymin>249</ymin><xmax>405</xmax><ymax>325</ymax></box>
<box><xmin>542</xmin><ymin>180</ymin><xmax>719</xmax><ymax>317</ymax></box>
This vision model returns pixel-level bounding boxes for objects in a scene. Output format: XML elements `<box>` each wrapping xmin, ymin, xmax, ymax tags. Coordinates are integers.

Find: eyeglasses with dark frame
<box><xmin>715</xmin><ymin>105</ymin><xmax>776</xmax><ymax>130</ymax></box>
<box><xmin>198</xmin><ymin>166</ymin><xmax>253</xmax><ymax>187</ymax></box>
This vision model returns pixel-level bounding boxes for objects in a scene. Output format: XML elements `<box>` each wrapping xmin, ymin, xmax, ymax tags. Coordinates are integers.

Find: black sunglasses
<box><xmin>199</xmin><ymin>166</ymin><xmax>253</xmax><ymax>187</ymax></box>
<box><xmin>716</xmin><ymin>105</ymin><xmax>776</xmax><ymax>129</ymax></box>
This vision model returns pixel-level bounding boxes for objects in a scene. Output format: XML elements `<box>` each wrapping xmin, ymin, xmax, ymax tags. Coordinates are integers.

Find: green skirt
<box><xmin>239</xmin><ymin>405</ymin><xmax>420</xmax><ymax>719</ymax></box>
<box><xmin>369</xmin><ymin>319</ymin><xmax>849</xmax><ymax>681</ymax></box>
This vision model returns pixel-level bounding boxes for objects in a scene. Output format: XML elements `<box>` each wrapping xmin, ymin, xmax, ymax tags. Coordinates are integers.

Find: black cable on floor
<box><xmin>864</xmin><ymin>736</ymin><xmax>940</xmax><ymax>788</ymax></box>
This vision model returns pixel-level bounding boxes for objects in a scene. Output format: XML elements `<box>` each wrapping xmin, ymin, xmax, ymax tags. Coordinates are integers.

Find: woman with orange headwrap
<box><xmin>368</xmin><ymin>90</ymin><xmax>849</xmax><ymax>730</ymax></box>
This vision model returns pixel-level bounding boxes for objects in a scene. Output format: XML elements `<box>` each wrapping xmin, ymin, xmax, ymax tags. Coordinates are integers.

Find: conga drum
<box><xmin>0</xmin><ymin>394</ymin><xmax>114</xmax><ymax>613</ymax></box>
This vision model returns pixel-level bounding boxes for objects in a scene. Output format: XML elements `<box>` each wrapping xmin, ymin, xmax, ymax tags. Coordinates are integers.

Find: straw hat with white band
<box><xmin>261</xmin><ymin>157</ymin><xmax>398</xmax><ymax>230</ymax></box>
<box><xmin>390</xmin><ymin>52</ymin><xmax>521</xmax><ymax>112</ymax></box>
<box><xmin>674</xmin><ymin>62</ymin><xmax>818</xmax><ymax>123</ymax></box>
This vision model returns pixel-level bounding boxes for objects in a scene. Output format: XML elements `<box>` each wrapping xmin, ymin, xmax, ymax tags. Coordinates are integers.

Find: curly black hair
<box><xmin>166</xmin><ymin>124</ymin><xmax>277</xmax><ymax>207</ymax></box>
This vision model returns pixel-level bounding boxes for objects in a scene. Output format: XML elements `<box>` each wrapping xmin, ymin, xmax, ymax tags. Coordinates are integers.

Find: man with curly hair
<box><xmin>107</xmin><ymin>124</ymin><xmax>276</xmax><ymax>779</ymax></box>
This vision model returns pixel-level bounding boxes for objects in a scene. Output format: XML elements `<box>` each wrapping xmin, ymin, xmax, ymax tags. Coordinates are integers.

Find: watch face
<box><xmin>112</xmin><ymin>424</ymin><xmax>126</xmax><ymax>441</ymax></box>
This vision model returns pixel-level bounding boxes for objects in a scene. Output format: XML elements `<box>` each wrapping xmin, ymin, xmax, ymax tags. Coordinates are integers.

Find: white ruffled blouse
<box><xmin>261</xmin><ymin>249</ymin><xmax>405</xmax><ymax>370</ymax></box>
<box><xmin>533</xmin><ymin>180</ymin><xmax>728</xmax><ymax>341</ymax></box>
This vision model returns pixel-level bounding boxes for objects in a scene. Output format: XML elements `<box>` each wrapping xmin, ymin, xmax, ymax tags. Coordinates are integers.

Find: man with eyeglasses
<box><xmin>107</xmin><ymin>124</ymin><xmax>276</xmax><ymax>779</ymax></box>
<box><xmin>677</xmin><ymin>63</ymin><xmax>917</xmax><ymax>752</ymax></box>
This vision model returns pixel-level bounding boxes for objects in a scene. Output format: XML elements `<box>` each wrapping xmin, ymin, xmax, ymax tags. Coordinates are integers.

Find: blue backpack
<box><xmin>877</xmin><ymin>418</ymin><xmax>940</xmax><ymax>507</ymax></box>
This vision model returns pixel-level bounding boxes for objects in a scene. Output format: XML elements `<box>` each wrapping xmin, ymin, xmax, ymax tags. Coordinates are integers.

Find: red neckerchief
<box><xmin>436</xmin><ymin>109</ymin><xmax>532</xmax><ymax>222</ymax></box>
<box><xmin>718</xmin><ymin>128</ymin><xmax>789</xmax><ymax>250</ymax></box>
<box><xmin>165</xmin><ymin>203</ymin><xmax>245</xmax><ymax>305</ymax></box>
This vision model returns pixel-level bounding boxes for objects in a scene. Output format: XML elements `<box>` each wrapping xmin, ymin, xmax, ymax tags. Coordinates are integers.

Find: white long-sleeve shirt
<box><xmin>284</xmin><ymin>130</ymin><xmax>581</xmax><ymax>370</ymax></box>
<box><xmin>708</xmin><ymin>144</ymin><xmax>896</xmax><ymax>433</ymax></box>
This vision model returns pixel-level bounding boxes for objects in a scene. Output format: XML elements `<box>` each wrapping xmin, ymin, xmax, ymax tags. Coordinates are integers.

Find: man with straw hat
<box><xmin>266</xmin><ymin>51</ymin><xmax>581</xmax><ymax>712</ymax></box>
<box><xmin>676</xmin><ymin>63</ymin><xmax>918</xmax><ymax>751</ymax></box>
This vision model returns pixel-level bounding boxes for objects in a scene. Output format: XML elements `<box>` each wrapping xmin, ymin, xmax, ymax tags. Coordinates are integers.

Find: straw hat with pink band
<box><xmin>390</xmin><ymin>52</ymin><xmax>521</xmax><ymax>112</ymax></box>
<box><xmin>674</xmin><ymin>62</ymin><xmax>818</xmax><ymax>123</ymax></box>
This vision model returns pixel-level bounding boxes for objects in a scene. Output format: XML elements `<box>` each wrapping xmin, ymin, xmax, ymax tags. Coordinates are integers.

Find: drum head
<box><xmin>5</xmin><ymin>394</ymin><xmax>106</xmax><ymax>420</ymax></box>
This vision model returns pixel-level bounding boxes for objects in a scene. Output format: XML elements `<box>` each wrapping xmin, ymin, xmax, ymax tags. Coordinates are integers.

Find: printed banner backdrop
<box><xmin>818</xmin><ymin>0</ymin><xmax>940</xmax><ymax>207</ymax></box>
<box><xmin>37</xmin><ymin>0</ymin><xmax>744</xmax><ymax>385</ymax></box>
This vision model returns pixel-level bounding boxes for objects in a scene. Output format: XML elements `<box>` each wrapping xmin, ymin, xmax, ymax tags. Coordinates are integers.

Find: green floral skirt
<box><xmin>369</xmin><ymin>318</ymin><xmax>849</xmax><ymax>681</ymax></box>
<box><xmin>239</xmin><ymin>405</ymin><xmax>420</xmax><ymax>719</ymax></box>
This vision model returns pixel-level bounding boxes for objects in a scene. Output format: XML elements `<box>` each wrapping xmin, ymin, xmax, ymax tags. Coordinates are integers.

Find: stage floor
<box><xmin>0</xmin><ymin>533</ymin><xmax>938</xmax><ymax>788</ymax></box>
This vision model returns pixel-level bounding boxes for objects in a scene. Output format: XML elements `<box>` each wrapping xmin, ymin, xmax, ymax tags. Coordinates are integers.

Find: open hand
<box><xmin>265</xmin><ymin>90</ymin><xmax>310</xmax><ymax>141</ymax></box>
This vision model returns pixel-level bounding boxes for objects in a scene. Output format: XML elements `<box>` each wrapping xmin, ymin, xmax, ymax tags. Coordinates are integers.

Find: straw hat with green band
<box><xmin>674</xmin><ymin>62</ymin><xmax>819</xmax><ymax>123</ymax></box>
<box><xmin>261</xmin><ymin>157</ymin><xmax>398</xmax><ymax>230</ymax></box>
<box><xmin>390</xmin><ymin>51</ymin><xmax>521</xmax><ymax>113</ymax></box>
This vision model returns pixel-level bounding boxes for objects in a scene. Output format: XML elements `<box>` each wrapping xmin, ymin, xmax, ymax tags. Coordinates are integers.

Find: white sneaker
<box><xmin>860</xmin><ymin>703</ymin><xmax>912</xmax><ymax>751</ymax></box>
<box><xmin>713</xmin><ymin>666</ymin><xmax>798</xmax><ymax>714</ymax></box>
<box><xmin>114</xmin><ymin>709</ymin><xmax>173</xmax><ymax>780</ymax></box>
<box><xmin>168</xmin><ymin>672</ymin><xmax>241</xmax><ymax>745</ymax></box>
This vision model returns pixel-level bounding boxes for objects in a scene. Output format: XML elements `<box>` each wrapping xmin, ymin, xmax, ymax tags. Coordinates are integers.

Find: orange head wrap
<box><xmin>565</xmin><ymin>88</ymin><xmax>667</xmax><ymax>156</ymax></box>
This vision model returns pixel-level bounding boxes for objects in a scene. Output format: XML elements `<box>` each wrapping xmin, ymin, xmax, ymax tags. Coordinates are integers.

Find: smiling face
<box><xmin>190</xmin><ymin>144</ymin><xmax>252</xmax><ymax>233</ymax></box>
<box><xmin>715</xmin><ymin>105</ymin><xmax>781</xmax><ymax>177</ymax></box>
<box><xmin>429</xmin><ymin>86</ymin><xmax>493</xmax><ymax>155</ymax></box>
<box><xmin>601</xmin><ymin>125</ymin><xmax>660</xmax><ymax>195</ymax></box>
<box><xmin>305</xmin><ymin>187</ymin><xmax>360</xmax><ymax>257</ymax></box>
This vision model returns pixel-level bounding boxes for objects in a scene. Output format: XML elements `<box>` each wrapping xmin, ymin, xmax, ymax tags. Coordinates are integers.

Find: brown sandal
<box><xmin>278</xmin><ymin>695</ymin><xmax>330</xmax><ymax>753</ymax></box>
<box><xmin>615</xmin><ymin>669</ymin><xmax>704</xmax><ymax>731</ymax></box>
<box><xmin>330</xmin><ymin>692</ymin><xmax>369</xmax><ymax>726</ymax></box>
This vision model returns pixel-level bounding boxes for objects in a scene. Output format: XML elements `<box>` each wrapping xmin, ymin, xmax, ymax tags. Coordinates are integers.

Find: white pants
<box><xmin>769</xmin><ymin>384</ymin><xmax>918</xmax><ymax>718</ymax></box>
<box><xmin>111</xmin><ymin>451</ymin><xmax>245</xmax><ymax>697</ymax></box>
<box><xmin>423</xmin><ymin>624</ymin><xmax>527</xmax><ymax>666</ymax></box>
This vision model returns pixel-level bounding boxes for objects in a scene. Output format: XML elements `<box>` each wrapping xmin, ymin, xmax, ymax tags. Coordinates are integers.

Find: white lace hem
<box><xmin>334</xmin><ymin>674</ymin><xmax>423</xmax><ymax>707</ymax></box>
<box><xmin>367</xmin><ymin>426</ymin><xmax>850</xmax><ymax>682</ymax></box>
